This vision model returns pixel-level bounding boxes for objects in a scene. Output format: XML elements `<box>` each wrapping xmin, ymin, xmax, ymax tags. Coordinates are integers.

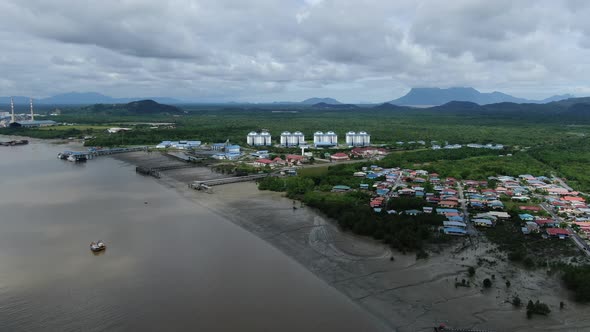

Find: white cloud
<box><xmin>0</xmin><ymin>0</ymin><xmax>587</xmax><ymax>102</ymax></box>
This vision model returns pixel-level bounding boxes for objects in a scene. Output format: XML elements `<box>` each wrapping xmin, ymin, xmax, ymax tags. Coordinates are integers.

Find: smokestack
<box><xmin>30</xmin><ymin>97</ymin><xmax>34</xmax><ymax>121</ymax></box>
<box><xmin>10</xmin><ymin>97</ymin><xmax>15</xmax><ymax>123</ymax></box>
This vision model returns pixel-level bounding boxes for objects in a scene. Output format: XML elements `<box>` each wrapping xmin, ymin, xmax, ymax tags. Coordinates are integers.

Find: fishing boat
<box><xmin>90</xmin><ymin>241</ymin><xmax>106</xmax><ymax>252</ymax></box>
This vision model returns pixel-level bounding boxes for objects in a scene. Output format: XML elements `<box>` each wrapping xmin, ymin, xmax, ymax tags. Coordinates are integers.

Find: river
<box><xmin>0</xmin><ymin>139</ymin><xmax>388</xmax><ymax>331</ymax></box>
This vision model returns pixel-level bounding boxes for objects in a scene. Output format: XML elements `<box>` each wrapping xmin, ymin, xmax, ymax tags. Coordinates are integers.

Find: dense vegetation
<box><xmin>258</xmin><ymin>172</ymin><xmax>447</xmax><ymax>251</ymax></box>
<box><xmin>3</xmin><ymin>101</ymin><xmax>590</xmax><ymax>190</ymax></box>
<box><xmin>481</xmin><ymin>216</ymin><xmax>580</xmax><ymax>268</ymax></box>
<box><xmin>562</xmin><ymin>265</ymin><xmax>590</xmax><ymax>302</ymax></box>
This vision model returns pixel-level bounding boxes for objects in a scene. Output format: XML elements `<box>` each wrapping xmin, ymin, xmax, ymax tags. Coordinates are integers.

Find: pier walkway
<box><xmin>136</xmin><ymin>164</ymin><xmax>196</xmax><ymax>178</ymax></box>
<box><xmin>59</xmin><ymin>146</ymin><xmax>148</xmax><ymax>160</ymax></box>
<box><xmin>190</xmin><ymin>173</ymin><xmax>268</xmax><ymax>189</ymax></box>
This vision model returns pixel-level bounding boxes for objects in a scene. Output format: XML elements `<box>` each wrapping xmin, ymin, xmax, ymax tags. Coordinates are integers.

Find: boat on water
<box><xmin>90</xmin><ymin>241</ymin><xmax>106</xmax><ymax>252</ymax></box>
<box><xmin>57</xmin><ymin>152</ymin><xmax>70</xmax><ymax>160</ymax></box>
<box><xmin>67</xmin><ymin>154</ymin><xmax>87</xmax><ymax>162</ymax></box>
<box><xmin>0</xmin><ymin>140</ymin><xmax>29</xmax><ymax>146</ymax></box>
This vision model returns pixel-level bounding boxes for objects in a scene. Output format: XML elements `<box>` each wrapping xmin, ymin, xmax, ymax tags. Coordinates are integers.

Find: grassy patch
<box><xmin>298</xmin><ymin>165</ymin><xmax>331</xmax><ymax>177</ymax></box>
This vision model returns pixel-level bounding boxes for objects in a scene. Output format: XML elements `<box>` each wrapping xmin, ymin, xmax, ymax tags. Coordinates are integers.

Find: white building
<box><xmin>107</xmin><ymin>127</ymin><xmax>131</xmax><ymax>134</ymax></box>
<box><xmin>345</xmin><ymin>131</ymin><xmax>370</xmax><ymax>147</ymax></box>
<box><xmin>247</xmin><ymin>131</ymin><xmax>272</xmax><ymax>146</ymax></box>
<box><xmin>280</xmin><ymin>131</ymin><xmax>305</xmax><ymax>147</ymax></box>
<box><xmin>313</xmin><ymin>131</ymin><xmax>338</xmax><ymax>147</ymax></box>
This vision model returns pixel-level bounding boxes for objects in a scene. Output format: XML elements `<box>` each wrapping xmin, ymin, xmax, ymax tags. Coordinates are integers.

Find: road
<box><xmin>457</xmin><ymin>182</ymin><xmax>478</xmax><ymax>236</ymax></box>
<box><xmin>539</xmin><ymin>201</ymin><xmax>590</xmax><ymax>256</ymax></box>
<box><xmin>551</xmin><ymin>175</ymin><xmax>588</xmax><ymax>196</ymax></box>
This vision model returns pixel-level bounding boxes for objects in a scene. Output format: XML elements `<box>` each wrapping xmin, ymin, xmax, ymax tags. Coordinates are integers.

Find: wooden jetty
<box><xmin>166</xmin><ymin>152</ymin><xmax>202</xmax><ymax>163</ymax></box>
<box><xmin>58</xmin><ymin>146</ymin><xmax>148</xmax><ymax>161</ymax></box>
<box><xmin>190</xmin><ymin>173</ymin><xmax>268</xmax><ymax>189</ymax></box>
<box><xmin>136</xmin><ymin>166</ymin><xmax>161</xmax><ymax>178</ymax></box>
<box><xmin>135</xmin><ymin>164</ymin><xmax>195</xmax><ymax>178</ymax></box>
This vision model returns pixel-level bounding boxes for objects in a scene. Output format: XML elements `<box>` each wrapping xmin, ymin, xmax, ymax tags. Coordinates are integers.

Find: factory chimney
<box><xmin>29</xmin><ymin>98</ymin><xmax>34</xmax><ymax>121</ymax></box>
<box><xmin>10</xmin><ymin>97</ymin><xmax>15</xmax><ymax>123</ymax></box>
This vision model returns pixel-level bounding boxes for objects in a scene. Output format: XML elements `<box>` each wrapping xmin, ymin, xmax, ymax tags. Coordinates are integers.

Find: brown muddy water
<box><xmin>0</xmin><ymin>139</ymin><xmax>389</xmax><ymax>331</ymax></box>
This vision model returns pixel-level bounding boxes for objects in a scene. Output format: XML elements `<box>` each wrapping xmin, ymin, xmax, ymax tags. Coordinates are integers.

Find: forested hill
<box><xmin>367</xmin><ymin>98</ymin><xmax>590</xmax><ymax>123</ymax></box>
<box><xmin>76</xmin><ymin>100</ymin><xmax>184</xmax><ymax>116</ymax></box>
<box><xmin>388</xmin><ymin>87</ymin><xmax>574</xmax><ymax>106</ymax></box>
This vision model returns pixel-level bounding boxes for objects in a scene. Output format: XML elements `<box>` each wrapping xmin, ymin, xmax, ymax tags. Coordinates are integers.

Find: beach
<box><xmin>115</xmin><ymin>150</ymin><xmax>590</xmax><ymax>331</ymax></box>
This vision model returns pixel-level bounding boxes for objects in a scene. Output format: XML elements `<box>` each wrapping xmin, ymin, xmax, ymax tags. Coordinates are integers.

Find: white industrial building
<box><xmin>156</xmin><ymin>140</ymin><xmax>201</xmax><ymax>149</ymax></box>
<box><xmin>313</xmin><ymin>131</ymin><xmax>338</xmax><ymax>147</ymax></box>
<box><xmin>247</xmin><ymin>131</ymin><xmax>272</xmax><ymax>146</ymax></box>
<box><xmin>280</xmin><ymin>131</ymin><xmax>305</xmax><ymax>146</ymax></box>
<box><xmin>345</xmin><ymin>131</ymin><xmax>371</xmax><ymax>147</ymax></box>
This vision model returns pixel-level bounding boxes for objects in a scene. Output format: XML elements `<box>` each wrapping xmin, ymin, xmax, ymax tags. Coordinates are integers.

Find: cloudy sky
<box><xmin>1</xmin><ymin>0</ymin><xmax>589</xmax><ymax>102</ymax></box>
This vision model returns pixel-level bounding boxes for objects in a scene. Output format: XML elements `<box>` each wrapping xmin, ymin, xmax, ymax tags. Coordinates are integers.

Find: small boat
<box><xmin>57</xmin><ymin>152</ymin><xmax>70</xmax><ymax>160</ymax></box>
<box><xmin>67</xmin><ymin>154</ymin><xmax>87</xmax><ymax>162</ymax></box>
<box><xmin>90</xmin><ymin>241</ymin><xmax>106</xmax><ymax>252</ymax></box>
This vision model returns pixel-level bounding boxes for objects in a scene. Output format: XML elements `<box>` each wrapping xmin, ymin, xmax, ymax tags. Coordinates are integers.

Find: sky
<box><xmin>1</xmin><ymin>0</ymin><xmax>590</xmax><ymax>103</ymax></box>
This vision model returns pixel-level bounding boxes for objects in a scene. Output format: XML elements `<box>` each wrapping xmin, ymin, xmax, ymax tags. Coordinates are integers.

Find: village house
<box><xmin>332</xmin><ymin>185</ymin><xmax>351</xmax><ymax>192</ymax></box>
<box><xmin>439</xmin><ymin>200</ymin><xmax>459</xmax><ymax>208</ymax></box>
<box><xmin>285</xmin><ymin>154</ymin><xmax>305</xmax><ymax>165</ymax></box>
<box><xmin>473</xmin><ymin>219</ymin><xmax>494</xmax><ymax>227</ymax></box>
<box><xmin>404</xmin><ymin>209</ymin><xmax>422</xmax><ymax>216</ymax></box>
<box><xmin>253</xmin><ymin>158</ymin><xmax>273</xmax><ymax>167</ymax></box>
<box><xmin>443</xmin><ymin>227</ymin><xmax>467</xmax><ymax>236</ymax></box>
<box><xmin>272</xmin><ymin>157</ymin><xmax>287</xmax><ymax>166</ymax></box>
<box><xmin>535</xmin><ymin>218</ymin><xmax>559</xmax><ymax>228</ymax></box>
<box><xmin>444</xmin><ymin>220</ymin><xmax>467</xmax><ymax>228</ymax></box>
<box><xmin>519</xmin><ymin>206</ymin><xmax>542</xmax><ymax>212</ymax></box>
<box><xmin>330</xmin><ymin>152</ymin><xmax>350</xmax><ymax>161</ymax></box>
<box><xmin>350</xmin><ymin>147</ymin><xmax>388</xmax><ymax>158</ymax></box>
<box><xmin>522</xmin><ymin>221</ymin><xmax>540</xmax><ymax>234</ymax></box>
<box><xmin>546</xmin><ymin>228</ymin><xmax>570</xmax><ymax>239</ymax></box>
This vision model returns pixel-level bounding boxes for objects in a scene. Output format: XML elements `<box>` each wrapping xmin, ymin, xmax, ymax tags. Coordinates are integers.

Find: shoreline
<box><xmin>113</xmin><ymin>151</ymin><xmax>590</xmax><ymax>331</ymax></box>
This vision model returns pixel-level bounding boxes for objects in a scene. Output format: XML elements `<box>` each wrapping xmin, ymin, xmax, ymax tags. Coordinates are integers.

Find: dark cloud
<box><xmin>0</xmin><ymin>0</ymin><xmax>588</xmax><ymax>102</ymax></box>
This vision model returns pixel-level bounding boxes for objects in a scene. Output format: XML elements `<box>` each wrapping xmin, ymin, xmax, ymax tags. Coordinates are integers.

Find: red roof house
<box><xmin>330</xmin><ymin>153</ymin><xmax>350</xmax><ymax>161</ymax></box>
<box><xmin>285</xmin><ymin>154</ymin><xmax>305</xmax><ymax>164</ymax></box>
<box><xmin>519</xmin><ymin>206</ymin><xmax>542</xmax><ymax>212</ymax></box>
<box><xmin>546</xmin><ymin>228</ymin><xmax>570</xmax><ymax>238</ymax></box>
<box><xmin>254</xmin><ymin>158</ymin><xmax>273</xmax><ymax>166</ymax></box>
<box><xmin>439</xmin><ymin>200</ymin><xmax>459</xmax><ymax>208</ymax></box>
<box><xmin>564</xmin><ymin>196</ymin><xmax>585</xmax><ymax>202</ymax></box>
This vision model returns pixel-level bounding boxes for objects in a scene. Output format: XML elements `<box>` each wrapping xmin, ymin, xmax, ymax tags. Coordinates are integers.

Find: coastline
<box><xmin>113</xmin><ymin>151</ymin><xmax>590</xmax><ymax>332</ymax></box>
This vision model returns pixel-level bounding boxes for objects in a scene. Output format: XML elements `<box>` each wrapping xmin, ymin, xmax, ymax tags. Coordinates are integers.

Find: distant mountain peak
<box><xmin>301</xmin><ymin>97</ymin><xmax>342</xmax><ymax>105</ymax></box>
<box><xmin>389</xmin><ymin>87</ymin><xmax>573</xmax><ymax>106</ymax></box>
<box><xmin>0</xmin><ymin>92</ymin><xmax>184</xmax><ymax>105</ymax></box>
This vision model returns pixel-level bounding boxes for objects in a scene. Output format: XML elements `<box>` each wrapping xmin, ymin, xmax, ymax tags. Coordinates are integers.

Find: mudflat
<box><xmin>116</xmin><ymin>151</ymin><xmax>590</xmax><ymax>332</ymax></box>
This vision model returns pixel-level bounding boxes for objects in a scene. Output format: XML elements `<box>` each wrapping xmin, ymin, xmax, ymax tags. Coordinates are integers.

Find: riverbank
<box><xmin>113</xmin><ymin>151</ymin><xmax>590</xmax><ymax>331</ymax></box>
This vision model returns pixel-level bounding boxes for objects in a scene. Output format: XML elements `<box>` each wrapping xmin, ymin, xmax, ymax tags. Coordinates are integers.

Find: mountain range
<box><xmin>0</xmin><ymin>88</ymin><xmax>578</xmax><ymax>106</ymax></box>
<box><xmin>0</xmin><ymin>92</ymin><xmax>183</xmax><ymax>105</ymax></box>
<box><xmin>373</xmin><ymin>97</ymin><xmax>590</xmax><ymax>123</ymax></box>
<box><xmin>389</xmin><ymin>87</ymin><xmax>574</xmax><ymax>106</ymax></box>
